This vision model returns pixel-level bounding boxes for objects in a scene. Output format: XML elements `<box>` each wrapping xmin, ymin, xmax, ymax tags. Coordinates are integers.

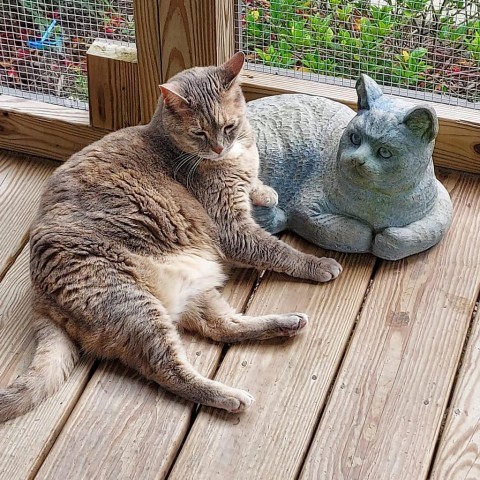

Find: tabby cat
<box><xmin>0</xmin><ymin>53</ymin><xmax>341</xmax><ymax>422</ymax></box>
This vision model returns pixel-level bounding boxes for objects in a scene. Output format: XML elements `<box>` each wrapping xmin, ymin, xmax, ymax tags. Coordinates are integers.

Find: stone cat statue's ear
<box><xmin>220</xmin><ymin>51</ymin><xmax>245</xmax><ymax>88</ymax></box>
<box><xmin>356</xmin><ymin>74</ymin><xmax>383</xmax><ymax>110</ymax></box>
<box><xmin>403</xmin><ymin>105</ymin><xmax>438</xmax><ymax>142</ymax></box>
<box><xmin>159</xmin><ymin>83</ymin><xmax>189</xmax><ymax>107</ymax></box>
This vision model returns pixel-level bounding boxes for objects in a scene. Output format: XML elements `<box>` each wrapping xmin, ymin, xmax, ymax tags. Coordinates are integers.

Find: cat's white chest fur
<box><xmin>144</xmin><ymin>252</ymin><xmax>226</xmax><ymax>320</ymax></box>
<box><xmin>225</xmin><ymin>141</ymin><xmax>260</xmax><ymax>179</ymax></box>
<box><xmin>227</xmin><ymin>141</ymin><xmax>245</xmax><ymax>159</ymax></box>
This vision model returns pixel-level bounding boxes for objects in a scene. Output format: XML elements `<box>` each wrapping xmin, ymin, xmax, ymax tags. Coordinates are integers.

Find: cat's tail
<box><xmin>0</xmin><ymin>317</ymin><xmax>79</xmax><ymax>423</ymax></box>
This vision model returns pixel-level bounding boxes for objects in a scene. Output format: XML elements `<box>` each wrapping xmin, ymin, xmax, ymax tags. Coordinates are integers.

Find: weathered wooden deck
<box><xmin>0</xmin><ymin>149</ymin><xmax>479</xmax><ymax>480</ymax></box>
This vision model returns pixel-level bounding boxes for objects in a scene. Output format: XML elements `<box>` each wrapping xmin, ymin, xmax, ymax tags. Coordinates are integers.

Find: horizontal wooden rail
<box><xmin>2</xmin><ymin>67</ymin><xmax>480</xmax><ymax>174</ymax></box>
<box><xmin>0</xmin><ymin>95</ymin><xmax>107</xmax><ymax>161</ymax></box>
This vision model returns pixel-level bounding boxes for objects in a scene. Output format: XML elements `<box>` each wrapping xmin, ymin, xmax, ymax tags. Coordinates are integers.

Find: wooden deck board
<box><xmin>169</xmin><ymin>236</ymin><xmax>375</xmax><ymax>480</ymax></box>
<box><xmin>0</xmin><ymin>248</ymin><xmax>93</xmax><ymax>480</ymax></box>
<box><xmin>35</xmin><ymin>269</ymin><xmax>260</xmax><ymax>480</ymax></box>
<box><xmin>0</xmin><ymin>151</ymin><xmax>56</xmax><ymax>278</ymax></box>
<box><xmin>430</xmin><ymin>306</ymin><xmax>480</xmax><ymax>480</ymax></box>
<box><xmin>299</xmin><ymin>172</ymin><xmax>480</xmax><ymax>480</ymax></box>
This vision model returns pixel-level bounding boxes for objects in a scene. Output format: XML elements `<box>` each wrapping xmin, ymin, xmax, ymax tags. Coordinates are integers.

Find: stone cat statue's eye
<box><xmin>350</xmin><ymin>132</ymin><xmax>361</xmax><ymax>145</ymax></box>
<box><xmin>378</xmin><ymin>147</ymin><xmax>392</xmax><ymax>158</ymax></box>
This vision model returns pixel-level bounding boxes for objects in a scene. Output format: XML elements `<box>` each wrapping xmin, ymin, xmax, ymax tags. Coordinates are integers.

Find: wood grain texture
<box><xmin>299</xmin><ymin>172</ymin><xmax>480</xmax><ymax>480</ymax></box>
<box><xmin>0</xmin><ymin>96</ymin><xmax>108</xmax><ymax>161</ymax></box>
<box><xmin>133</xmin><ymin>0</ymin><xmax>163</xmax><ymax>124</ymax></box>
<box><xmin>429</xmin><ymin>306</ymin><xmax>480</xmax><ymax>479</ymax></box>
<box><xmin>169</xmin><ymin>236</ymin><xmax>375</xmax><ymax>480</ymax></box>
<box><xmin>87</xmin><ymin>40</ymin><xmax>140</xmax><ymax>130</ymax></box>
<box><xmin>0</xmin><ymin>150</ymin><xmax>56</xmax><ymax>278</ymax></box>
<box><xmin>0</xmin><ymin>248</ymin><xmax>93</xmax><ymax>480</ymax></box>
<box><xmin>241</xmin><ymin>71</ymin><xmax>480</xmax><ymax>174</ymax></box>
<box><xmin>159</xmin><ymin>0</ymin><xmax>235</xmax><ymax>81</ymax></box>
<box><xmin>36</xmin><ymin>268</ymin><xmax>259</xmax><ymax>480</ymax></box>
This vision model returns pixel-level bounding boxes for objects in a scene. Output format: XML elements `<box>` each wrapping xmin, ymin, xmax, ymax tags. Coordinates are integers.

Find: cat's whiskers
<box><xmin>173</xmin><ymin>152</ymin><xmax>199</xmax><ymax>180</ymax></box>
<box><xmin>186</xmin><ymin>157</ymin><xmax>202</xmax><ymax>191</ymax></box>
<box><xmin>234</xmin><ymin>131</ymin><xmax>249</xmax><ymax>144</ymax></box>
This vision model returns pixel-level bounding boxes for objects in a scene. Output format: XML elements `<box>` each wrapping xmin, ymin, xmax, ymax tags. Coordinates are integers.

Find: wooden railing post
<box><xmin>159</xmin><ymin>0</ymin><xmax>235</xmax><ymax>80</ymax></box>
<box><xmin>133</xmin><ymin>0</ymin><xmax>163</xmax><ymax>124</ymax></box>
<box><xmin>132</xmin><ymin>0</ymin><xmax>235</xmax><ymax>124</ymax></box>
<box><xmin>87</xmin><ymin>40</ymin><xmax>140</xmax><ymax>130</ymax></box>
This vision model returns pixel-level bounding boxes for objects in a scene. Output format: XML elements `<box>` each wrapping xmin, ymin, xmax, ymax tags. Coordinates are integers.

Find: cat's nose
<box><xmin>212</xmin><ymin>145</ymin><xmax>224</xmax><ymax>155</ymax></box>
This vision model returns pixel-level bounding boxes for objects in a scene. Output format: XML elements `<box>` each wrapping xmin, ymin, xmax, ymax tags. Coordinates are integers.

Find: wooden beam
<box><xmin>87</xmin><ymin>40</ymin><xmax>140</xmax><ymax>130</ymax></box>
<box><xmin>159</xmin><ymin>0</ymin><xmax>235</xmax><ymax>81</ymax></box>
<box><xmin>429</xmin><ymin>296</ymin><xmax>480</xmax><ymax>479</ymax></box>
<box><xmin>240</xmin><ymin>70</ymin><xmax>480</xmax><ymax>175</ymax></box>
<box><xmin>133</xmin><ymin>0</ymin><xmax>163</xmax><ymax>124</ymax></box>
<box><xmin>0</xmin><ymin>96</ymin><xmax>108</xmax><ymax>161</ymax></box>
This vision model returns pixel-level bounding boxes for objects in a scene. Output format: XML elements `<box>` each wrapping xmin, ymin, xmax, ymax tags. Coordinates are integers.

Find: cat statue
<box><xmin>248</xmin><ymin>74</ymin><xmax>453</xmax><ymax>261</ymax></box>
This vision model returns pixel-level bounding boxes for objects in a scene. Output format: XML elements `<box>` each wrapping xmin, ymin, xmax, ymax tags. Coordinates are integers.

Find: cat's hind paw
<box><xmin>276</xmin><ymin>313</ymin><xmax>308</xmax><ymax>337</ymax></box>
<box><xmin>220</xmin><ymin>388</ymin><xmax>255</xmax><ymax>413</ymax></box>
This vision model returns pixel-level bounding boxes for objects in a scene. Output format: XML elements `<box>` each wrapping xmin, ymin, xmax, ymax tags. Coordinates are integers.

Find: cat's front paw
<box><xmin>250</xmin><ymin>184</ymin><xmax>279</xmax><ymax>207</ymax></box>
<box><xmin>310</xmin><ymin>256</ymin><xmax>343</xmax><ymax>282</ymax></box>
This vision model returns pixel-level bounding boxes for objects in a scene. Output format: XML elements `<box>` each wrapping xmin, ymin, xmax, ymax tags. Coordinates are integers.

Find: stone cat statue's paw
<box><xmin>250</xmin><ymin>184</ymin><xmax>279</xmax><ymax>207</ymax></box>
<box><xmin>253</xmin><ymin>205</ymin><xmax>288</xmax><ymax>234</ymax></box>
<box><xmin>373</xmin><ymin>227</ymin><xmax>427</xmax><ymax>260</ymax></box>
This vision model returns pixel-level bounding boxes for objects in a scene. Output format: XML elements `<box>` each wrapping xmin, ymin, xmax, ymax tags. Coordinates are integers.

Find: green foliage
<box><xmin>465</xmin><ymin>23</ymin><xmax>480</xmax><ymax>61</ymax></box>
<box><xmin>391</xmin><ymin>47</ymin><xmax>432</xmax><ymax>85</ymax></box>
<box><xmin>245</xmin><ymin>0</ymin><xmax>480</xmax><ymax>102</ymax></box>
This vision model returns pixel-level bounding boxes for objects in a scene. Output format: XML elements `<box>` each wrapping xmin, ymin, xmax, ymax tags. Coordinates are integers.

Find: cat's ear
<box><xmin>403</xmin><ymin>105</ymin><xmax>438</xmax><ymax>142</ymax></box>
<box><xmin>356</xmin><ymin>74</ymin><xmax>383</xmax><ymax>110</ymax></box>
<box><xmin>159</xmin><ymin>83</ymin><xmax>189</xmax><ymax>107</ymax></box>
<box><xmin>220</xmin><ymin>51</ymin><xmax>245</xmax><ymax>88</ymax></box>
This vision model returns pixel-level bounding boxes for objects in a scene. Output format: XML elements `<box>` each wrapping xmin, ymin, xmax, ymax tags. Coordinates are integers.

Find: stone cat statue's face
<box><xmin>337</xmin><ymin>75</ymin><xmax>439</xmax><ymax>194</ymax></box>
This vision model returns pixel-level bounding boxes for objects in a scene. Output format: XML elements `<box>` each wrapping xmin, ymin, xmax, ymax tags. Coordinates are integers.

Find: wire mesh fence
<box><xmin>0</xmin><ymin>0</ymin><xmax>134</xmax><ymax>109</ymax></box>
<box><xmin>237</xmin><ymin>0</ymin><xmax>480</xmax><ymax>109</ymax></box>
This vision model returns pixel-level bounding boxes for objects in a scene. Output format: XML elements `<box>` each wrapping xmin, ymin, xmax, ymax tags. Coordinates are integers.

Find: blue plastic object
<box><xmin>27</xmin><ymin>20</ymin><xmax>62</xmax><ymax>49</ymax></box>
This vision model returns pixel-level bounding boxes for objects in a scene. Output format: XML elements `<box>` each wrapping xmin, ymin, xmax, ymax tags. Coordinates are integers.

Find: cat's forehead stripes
<box><xmin>178</xmin><ymin>70</ymin><xmax>223</xmax><ymax>107</ymax></box>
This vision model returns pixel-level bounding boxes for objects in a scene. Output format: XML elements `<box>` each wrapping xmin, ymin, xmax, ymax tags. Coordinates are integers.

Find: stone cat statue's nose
<box><xmin>212</xmin><ymin>145</ymin><xmax>224</xmax><ymax>154</ymax></box>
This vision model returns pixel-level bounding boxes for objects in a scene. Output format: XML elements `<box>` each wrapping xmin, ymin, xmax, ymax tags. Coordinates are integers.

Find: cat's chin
<box><xmin>199</xmin><ymin>154</ymin><xmax>226</xmax><ymax>162</ymax></box>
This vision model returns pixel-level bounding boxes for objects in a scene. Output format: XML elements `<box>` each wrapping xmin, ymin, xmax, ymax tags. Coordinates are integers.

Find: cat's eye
<box><xmin>192</xmin><ymin>130</ymin><xmax>207</xmax><ymax>138</ymax></box>
<box><xmin>223</xmin><ymin>123</ymin><xmax>236</xmax><ymax>133</ymax></box>
<box><xmin>350</xmin><ymin>132</ymin><xmax>361</xmax><ymax>145</ymax></box>
<box><xmin>378</xmin><ymin>147</ymin><xmax>392</xmax><ymax>159</ymax></box>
